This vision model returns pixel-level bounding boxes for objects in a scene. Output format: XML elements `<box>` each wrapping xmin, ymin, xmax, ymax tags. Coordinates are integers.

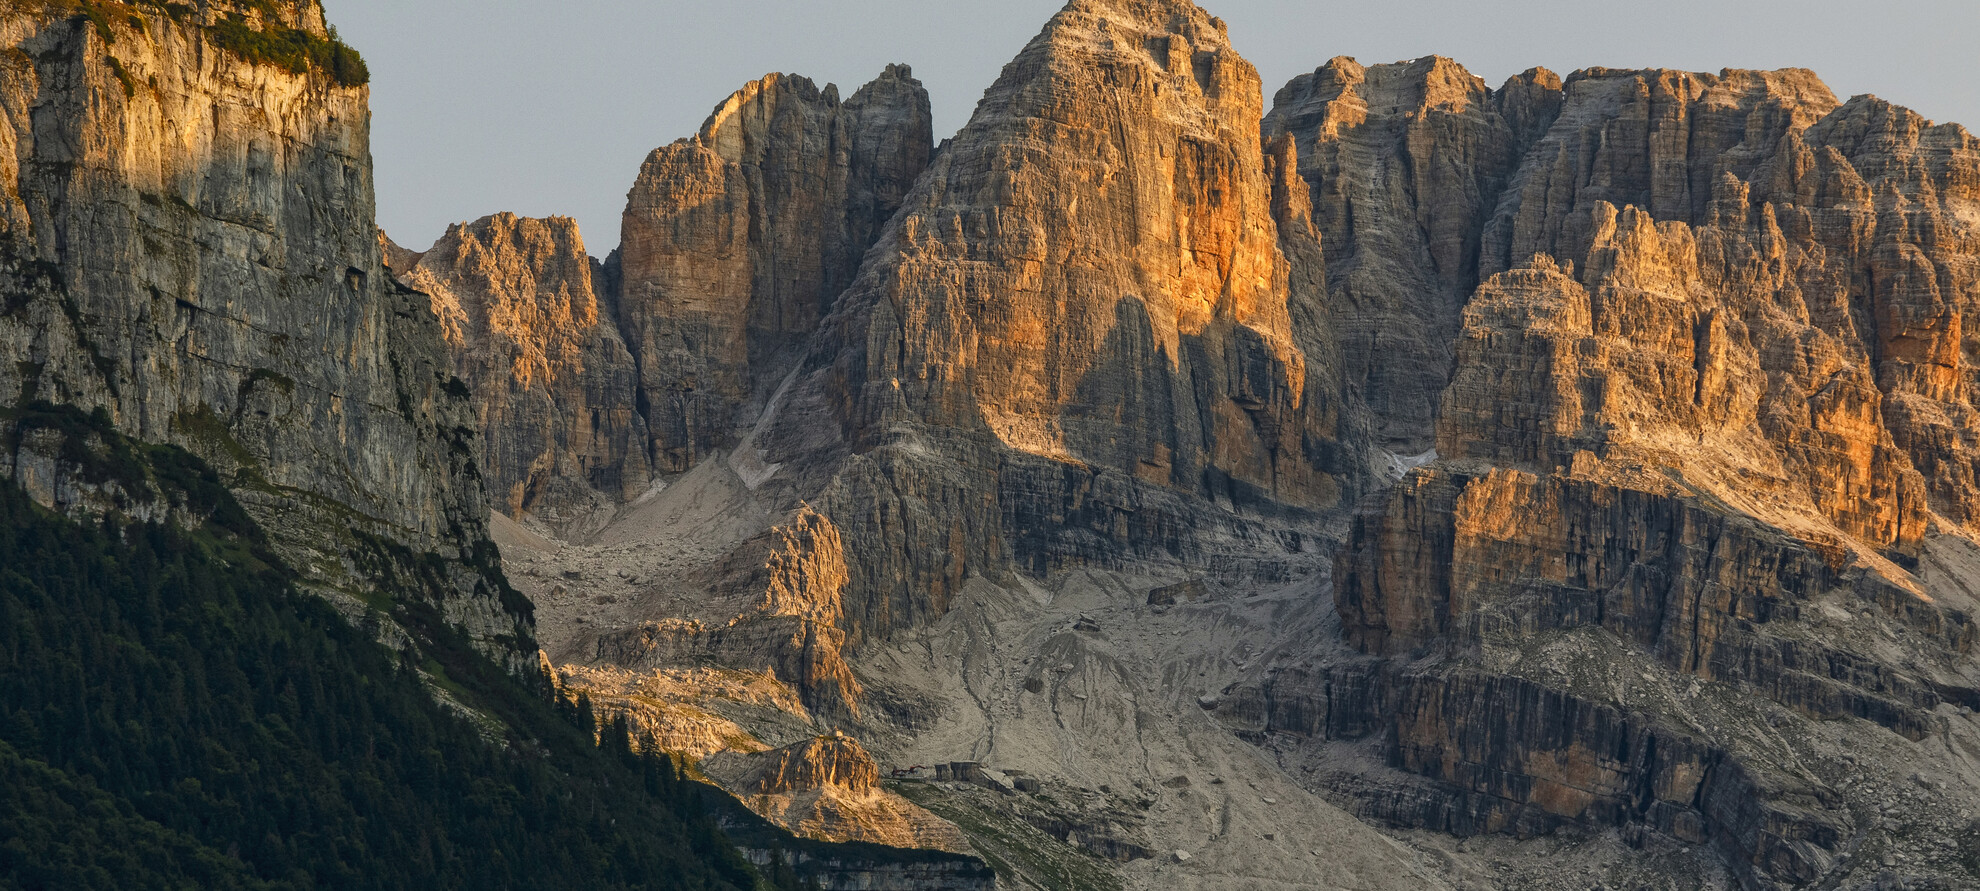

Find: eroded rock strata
<box><xmin>619</xmin><ymin>65</ymin><xmax>934</xmax><ymax>475</ymax></box>
<box><xmin>1263</xmin><ymin>55</ymin><xmax>1563</xmax><ymax>452</ymax></box>
<box><xmin>388</xmin><ymin>1</ymin><xmax>1980</xmax><ymax>888</ymax></box>
<box><xmin>703</xmin><ymin>733</ymin><xmax>972</xmax><ymax>853</ymax></box>
<box><xmin>1227</xmin><ymin>59</ymin><xmax>1980</xmax><ymax>889</ymax></box>
<box><xmin>0</xmin><ymin>2</ymin><xmax>528</xmax><ymax>668</ymax></box>
<box><xmin>513</xmin><ymin>0</ymin><xmax>1377</xmax><ymax>718</ymax></box>
<box><xmin>770</xmin><ymin>0</ymin><xmax>1372</xmax><ymax>656</ymax></box>
<box><xmin>392</xmin><ymin>213</ymin><xmax>650</xmax><ymax>535</ymax></box>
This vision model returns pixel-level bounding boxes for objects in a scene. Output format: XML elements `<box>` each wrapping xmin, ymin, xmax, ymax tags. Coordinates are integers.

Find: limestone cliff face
<box><xmin>451</xmin><ymin>6</ymin><xmax>1980</xmax><ymax>887</ymax></box>
<box><xmin>833</xmin><ymin>0</ymin><xmax>1348</xmax><ymax>500</ymax></box>
<box><xmin>0</xmin><ymin>3</ymin><xmax>529</xmax><ymax>667</ymax></box>
<box><xmin>589</xmin><ymin>505</ymin><xmax>865</xmax><ymax>714</ymax></box>
<box><xmin>393</xmin><ymin>214</ymin><xmax>650</xmax><ymax>535</ymax></box>
<box><xmin>1464</xmin><ymin>69</ymin><xmax>1970</xmax><ymax>545</ymax></box>
<box><xmin>1336</xmin><ymin>66</ymin><xmax>1980</xmax><ymax>650</ymax></box>
<box><xmin>619</xmin><ymin>65</ymin><xmax>933</xmax><ymax>474</ymax></box>
<box><xmin>528</xmin><ymin>0</ymin><xmax>1371</xmax><ymax>708</ymax></box>
<box><xmin>1264</xmin><ymin>56</ymin><xmax>1562</xmax><ymax>451</ymax></box>
<box><xmin>1233</xmin><ymin>61</ymin><xmax>1980</xmax><ymax>888</ymax></box>
<box><xmin>769</xmin><ymin>0</ymin><xmax>1366</xmax><ymax>648</ymax></box>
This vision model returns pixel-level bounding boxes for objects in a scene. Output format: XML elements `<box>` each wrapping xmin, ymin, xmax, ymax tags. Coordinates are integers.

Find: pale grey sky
<box><xmin>329</xmin><ymin>0</ymin><xmax>1980</xmax><ymax>254</ymax></box>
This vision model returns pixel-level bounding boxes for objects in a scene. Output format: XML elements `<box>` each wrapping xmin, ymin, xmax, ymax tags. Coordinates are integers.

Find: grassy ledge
<box><xmin>55</xmin><ymin>0</ymin><xmax>370</xmax><ymax>87</ymax></box>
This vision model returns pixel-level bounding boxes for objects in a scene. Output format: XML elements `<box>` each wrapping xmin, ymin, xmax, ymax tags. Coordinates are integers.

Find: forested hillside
<box><xmin>0</xmin><ymin>404</ymin><xmax>786</xmax><ymax>890</ymax></box>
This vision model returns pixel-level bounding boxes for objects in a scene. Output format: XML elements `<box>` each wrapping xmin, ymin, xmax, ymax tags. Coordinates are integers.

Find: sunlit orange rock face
<box><xmin>701</xmin><ymin>734</ymin><xmax>971</xmax><ymax>853</ymax></box>
<box><xmin>775</xmin><ymin>0</ymin><xmax>1369</xmax><ymax>649</ymax></box>
<box><xmin>1321</xmin><ymin>64</ymin><xmax>1980</xmax><ymax>653</ymax></box>
<box><xmin>394</xmin><ymin>214</ymin><xmax>651</xmax><ymax>534</ymax></box>
<box><xmin>831</xmin><ymin>0</ymin><xmax>1351</xmax><ymax>507</ymax></box>
<box><xmin>357</xmin><ymin>3</ymin><xmax>1980</xmax><ymax>885</ymax></box>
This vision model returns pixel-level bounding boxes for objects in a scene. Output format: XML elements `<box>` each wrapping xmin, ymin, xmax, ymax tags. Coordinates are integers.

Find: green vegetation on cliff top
<box><xmin>57</xmin><ymin>0</ymin><xmax>369</xmax><ymax>87</ymax></box>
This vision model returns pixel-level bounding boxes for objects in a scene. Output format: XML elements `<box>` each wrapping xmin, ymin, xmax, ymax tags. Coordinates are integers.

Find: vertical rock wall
<box><xmin>771</xmin><ymin>0</ymin><xmax>1369</xmax><ymax>648</ymax></box>
<box><xmin>0</xmin><ymin>3</ymin><xmax>529</xmax><ymax>667</ymax></box>
<box><xmin>394</xmin><ymin>214</ymin><xmax>650</xmax><ymax>536</ymax></box>
<box><xmin>1264</xmin><ymin>56</ymin><xmax>1563</xmax><ymax>452</ymax></box>
<box><xmin>619</xmin><ymin>66</ymin><xmax>934</xmax><ymax>474</ymax></box>
<box><xmin>1242</xmin><ymin>59</ymin><xmax>1980</xmax><ymax>888</ymax></box>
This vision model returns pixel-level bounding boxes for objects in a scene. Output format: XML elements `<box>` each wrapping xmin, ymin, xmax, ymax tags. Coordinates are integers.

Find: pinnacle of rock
<box><xmin>618</xmin><ymin>66</ymin><xmax>933</xmax><ymax>474</ymax></box>
<box><xmin>393</xmin><ymin>213</ymin><xmax>651</xmax><ymax>534</ymax></box>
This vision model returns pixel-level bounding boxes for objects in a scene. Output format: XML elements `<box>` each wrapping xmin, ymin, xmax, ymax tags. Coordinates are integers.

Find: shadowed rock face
<box><xmin>1265</xmin><ymin>56</ymin><xmax>1563</xmax><ymax>452</ymax></box>
<box><xmin>0</xmin><ymin>2</ymin><xmax>529</xmax><ymax>667</ymax></box>
<box><xmin>619</xmin><ymin>65</ymin><xmax>934</xmax><ymax>475</ymax></box>
<box><xmin>392</xmin><ymin>214</ymin><xmax>651</xmax><ymax>536</ymax></box>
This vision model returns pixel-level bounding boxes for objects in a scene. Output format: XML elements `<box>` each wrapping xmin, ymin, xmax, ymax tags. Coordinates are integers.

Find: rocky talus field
<box><xmin>9</xmin><ymin>0</ymin><xmax>1980</xmax><ymax>888</ymax></box>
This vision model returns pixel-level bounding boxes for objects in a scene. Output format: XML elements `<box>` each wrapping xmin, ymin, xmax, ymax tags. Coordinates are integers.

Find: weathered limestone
<box><xmin>767</xmin><ymin>0</ymin><xmax>1368</xmax><ymax>651</ymax></box>
<box><xmin>618</xmin><ymin>65</ymin><xmax>934</xmax><ymax>474</ymax></box>
<box><xmin>1251</xmin><ymin>60</ymin><xmax>1980</xmax><ymax>888</ymax></box>
<box><xmin>829</xmin><ymin>0</ymin><xmax>1352</xmax><ymax>504</ymax></box>
<box><xmin>0</xmin><ymin>2</ymin><xmax>528</xmax><ymax>667</ymax></box>
<box><xmin>1265</xmin><ymin>56</ymin><xmax>1563</xmax><ymax>451</ymax></box>
<box><xmin>519</xmin><ymin>2</ymin><xmax>1377</xmax><ymax>719</ymax></box>
<box><xmin>375</xmin><ymin>6</ymin><xmax>1980</xmax><ymax>886</ymax></box>
<box><xmin>393</xmin><ymin>213</ymin><xmax>650</xmax><ymax>535</ymax></box>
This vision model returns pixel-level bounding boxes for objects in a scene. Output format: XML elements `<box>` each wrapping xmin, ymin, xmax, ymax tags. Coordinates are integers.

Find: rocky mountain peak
<box><xmin>407</xmin><ymin>213</ymin><xmax>599</xmax><ymax>373</ymax></box>
<box><xmin>697</xmin><ymin>73</ymin><xmax>841</xmax><ymax>162</ymax></box>
<box><xmin>1275</xmin><ymin>55</ymin><xmax>1494</xmax><ymax>125</ymax></box>
<box><xmin>618</xmin><ymin>64</ymin><xmax>933</xmax><ymax>474</ymax></box>
<box><xmin>1027</xmin><ymin>0</ymin><xmax>1259</xmax><ymax>149</ymax></box>
<box><xmin>394</xmin><ymin>213</ymin><xmax>650</xmax><ymax>533</ymax></box>
<box><xmin>341</xmin><ymin>5</ymin><xmax>1980</xmax><ymax>886</ymax></box>
<box><xmin>830</xmin><ymin>0</ymin><xmax>1327</xmax><ymax>481</ymax></box>
<box><xmin>1265</xmin><ymin>53</ymin><xmax>1563</xmax><ymax>452</ymax></box>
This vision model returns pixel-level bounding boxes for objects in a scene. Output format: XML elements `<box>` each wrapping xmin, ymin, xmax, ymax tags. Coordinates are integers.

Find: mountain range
<box><xmin>5</xmin><ymin>1</ymin><xmax>1980</xmax><ymax>889</ymax></box>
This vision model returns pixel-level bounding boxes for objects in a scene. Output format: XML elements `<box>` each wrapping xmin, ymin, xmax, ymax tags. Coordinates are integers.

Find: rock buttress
<box><xmin>0</xmin><ymin>2</ymin><xmax>531</xmax><ymax>669</ymax></box>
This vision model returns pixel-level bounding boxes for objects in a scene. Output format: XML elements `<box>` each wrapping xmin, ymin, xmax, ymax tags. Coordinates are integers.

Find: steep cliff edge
<box><xmin>0</xmin><ymin>4</ymin><xmax>1011</xmax><ymax>890</ymax></box>
<box><xmin>619</xmin><ymin>65</ymin><xmax>933</xmax><ymax>475</ymax></box>
<box><xmin>394</xmin><ymin>213</ymin><xmax>650</xmax><ymax>536</ymax></box>
<box><xmin>1263</xmin><ymin>56</ymin><xmax>1562</xmax><ymax>451</ymax></box>
<box><xmin>413</xmin><ymin>4</ymin><xmax>1980</xmax><ymax>888</ymax></box>
<box><xmin>767</xmin><ymin>0</ymin><xmax>1371</xmax><ymax>652</ymax></box>
<box><xmin>519</xmin><ymin>0</ymin><xmax>1374</xmax><ymax>723</ymax></box>
<box><xmin>0</xmin><ymin>2</ymin><xmax>529</xmax><ymax>668</ymax></box>
<box><xmin>1228</xmin><ymin>60</ymin><xmax>1980</xmax><ymax>889</ymax></box>
<box><xmin>507</xmin><ymin>4</ymin><xmax>1429</xmax><ymax>887</ymax></box>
